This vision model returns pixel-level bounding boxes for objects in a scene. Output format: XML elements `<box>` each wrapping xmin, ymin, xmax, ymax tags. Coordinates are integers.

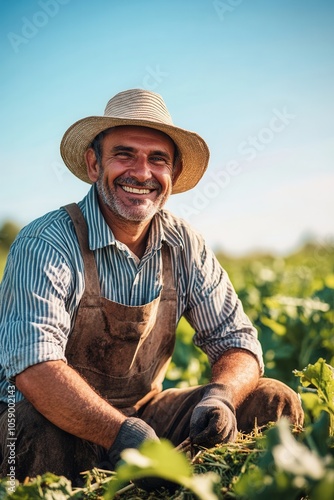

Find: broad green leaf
<box><xmin>271</xmin><ymin>420</ymin><xmax>325</xmax><ymax>480</ymax></box>
<box><xmin>189</xmin><ymin>472</ymin><xmax>221</xmax><ymax>500</ymax></box>
<box><xmin>105</xmin><ymin>439</ymin><xmax>220</xmax><ymax>500</ymax></box>
<box><xmin>294</xmin><ymin>358</ymin><xmax>334</xmax><ymax>435</ymax></box>
<box><xmin>234</xmin><ymin>418</ymin><xmax>333</xmax><ymax>500</ymax></box>
<box><xmin>307</xmin><ymin>411</ymin><xmax>332</xmax><ymax>457</ymax></box>
<box><xmin>119</xmin><ymin>439</ymin><xmax>191</xmax><ymax>480</ymax></box>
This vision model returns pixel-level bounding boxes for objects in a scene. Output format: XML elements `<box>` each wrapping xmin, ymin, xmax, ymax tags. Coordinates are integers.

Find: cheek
<box><xmin>99</xmin><ymin>165</ymin><xmax>118</xmax><ymax>184</ymax></box>
<box><xmin>159</xmin><ymin>171</ymin><xmax>173</xmax><ymax>189</ymax></box>
<box><xmin>104</xmin><ymin>162</ymin><xmax>128</xmax><ymax>182</ymax></box>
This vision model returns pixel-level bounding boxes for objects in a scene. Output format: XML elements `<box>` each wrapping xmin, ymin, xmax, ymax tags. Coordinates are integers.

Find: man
<box><xmin>0</xmin><ymin>89</ymin><xmax>303</xmax><ymax>484</ymax></box>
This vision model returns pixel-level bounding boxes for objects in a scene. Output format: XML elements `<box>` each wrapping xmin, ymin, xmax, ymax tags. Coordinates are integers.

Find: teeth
<box><xmin>122</xmin><ymin>186</ymin><xmax>151</xmax><ymax>194</ymax></box>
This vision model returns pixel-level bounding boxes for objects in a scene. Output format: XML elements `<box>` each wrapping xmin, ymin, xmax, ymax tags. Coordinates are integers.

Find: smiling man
<box><xmin>0</xmin><ymin>89</ymin><xmax>303</xmax><ymax>485</ymax></box>
<box><xmin>87</xmin><ymin>126</ymin><xmax>181</xmax><ymax>257</ymax></box>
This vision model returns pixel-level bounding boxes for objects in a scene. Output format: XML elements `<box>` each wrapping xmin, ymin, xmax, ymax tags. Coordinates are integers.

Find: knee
<box><xmin>237</xmin><ymin>378</ymin><xmax>304</xmax><ymax>433</ymax></box>
<box><xmin>4</xmin><ymin>399</ymin><xmax>68</xmax><ymax>451</ymax></box>
<box><xmin>259</xmin><ymin>378</ymin><xmax>304</xmax><ymax>423</ymax></box>
<box><xmin>16</xmin><ymin>400</ymin><xmax>56</xmax><ymax>440</ymax></box>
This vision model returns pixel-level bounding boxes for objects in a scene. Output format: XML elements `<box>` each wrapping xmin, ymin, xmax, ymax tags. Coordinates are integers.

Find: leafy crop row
<box><xmin>1</xmin><ymin>359</ymin><xmax>333</xmax><ymax>499</ymax></box>
<box><xmin>0</xmin><ymin>240</ymin><xmax>333</xmax><ymax>498</ymax></box>
<box><xmin>165</xmin><ymin>242</ymin><xmax>334</xmax><ymax>392</ymax></box>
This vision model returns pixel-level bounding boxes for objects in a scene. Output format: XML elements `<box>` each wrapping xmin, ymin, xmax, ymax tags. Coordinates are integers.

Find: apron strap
<box><xmin>161</xmin><ymin>243</ymin><xmax>175</xmax><ymax>294</ymax></box>
<box><xmin>62</xmin><ymin>203</ymin><xmax>101</xmax><ymax>297</ymax></box>
<box><xmin>62</xmin><ymin>203</ymin><xmax>175</xmax><ymax>298</ymax></box>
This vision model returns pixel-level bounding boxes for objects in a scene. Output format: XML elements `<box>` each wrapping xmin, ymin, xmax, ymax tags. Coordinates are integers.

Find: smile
<box><xmin>121</xmin><ymin>186</ymin><xmax>152</xmax><ymax>195</ymax></box>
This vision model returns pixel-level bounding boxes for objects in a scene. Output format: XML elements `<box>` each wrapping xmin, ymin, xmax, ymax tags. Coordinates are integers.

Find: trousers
<box><xmin>0</xmin><ymin>377</ymin><xmax>303</xmax><ymax>484</ymax></box>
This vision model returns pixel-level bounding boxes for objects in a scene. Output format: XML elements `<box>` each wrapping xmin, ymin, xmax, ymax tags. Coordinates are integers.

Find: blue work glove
<box><xmin>107</xmin><ymin>417</ymin><xmax>159</xmax><ymax>469</ymax></box>
<box><xmin>190</xmin><ymin>383</ymin><xmax>238</xmax><ymax>447</ymax></box>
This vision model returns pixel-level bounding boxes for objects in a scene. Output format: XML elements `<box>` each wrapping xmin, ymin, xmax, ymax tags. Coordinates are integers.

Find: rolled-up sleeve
<box><xmin>0</xmin><ymin>236</ymin><xmax>74</xmax><ymax>383</ymax></box>
<box><xmin>182</xmin><ymin>235</ymin><xmax>264</xmax><ymax>373</ymax></box>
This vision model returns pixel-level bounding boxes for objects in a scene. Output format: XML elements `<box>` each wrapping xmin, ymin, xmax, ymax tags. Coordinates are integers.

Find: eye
<box><xmin>150</xmin><ymin>155</ymin><xmax>168</xmax><ymax>165</ymax></box>
<box><xmin>115</xmin><ymin>151</ymin><xmax>132</xmax><ymax>159</ymax></box>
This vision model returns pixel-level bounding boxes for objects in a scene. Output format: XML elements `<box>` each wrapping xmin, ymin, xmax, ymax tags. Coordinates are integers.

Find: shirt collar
<box><xmin>78</xmin><ymin>185</ymin><xmax>117</xmax><ymax>251</ymax></box>
<box><xmin>155</xmin><ymin>210</ymin><xmax>184</xmax><ymax>250</ymax></box>
<box><xmin>78</xmin><ymin>184</ymin><xmax>184</xmax><ymax>252</ymax></box>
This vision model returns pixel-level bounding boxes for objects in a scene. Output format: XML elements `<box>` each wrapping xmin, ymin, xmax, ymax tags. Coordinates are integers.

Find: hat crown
<box><xmin>104</xmin><ymin>89</ymin><xmax>174</xmax><ymax>125</ymax></box>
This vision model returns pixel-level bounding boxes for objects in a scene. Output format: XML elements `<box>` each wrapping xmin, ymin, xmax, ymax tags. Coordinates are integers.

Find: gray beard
<box><xmin>95</xmin><ymin>172</ymin><xmax>169</xmax><ymax>222</ymax></box>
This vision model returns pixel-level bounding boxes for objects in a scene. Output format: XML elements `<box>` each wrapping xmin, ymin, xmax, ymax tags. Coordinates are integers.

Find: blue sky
<box><xmin>1</xmin><ymin>0</ymin><xmax>333</xmax><ymax>255</ymax></box>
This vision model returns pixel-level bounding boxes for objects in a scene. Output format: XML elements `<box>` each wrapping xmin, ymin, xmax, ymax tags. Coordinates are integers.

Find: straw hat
<box><xmin>60</xmin><ymin>89</ymin><xmax>210</xmax><ymax>194</ymax></box>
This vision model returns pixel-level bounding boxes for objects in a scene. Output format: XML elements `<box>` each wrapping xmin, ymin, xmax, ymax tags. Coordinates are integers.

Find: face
<box><xmin>86</xmin><ymin>126</ymin><xmax>180</xmax><ymax>223</ymax></box>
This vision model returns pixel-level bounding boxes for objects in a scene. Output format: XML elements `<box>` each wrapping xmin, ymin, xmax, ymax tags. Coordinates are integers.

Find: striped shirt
<box><xmin>0</xmin><ymin>185</ymin><xmax>263</xmax><ymax>402</ymax></box>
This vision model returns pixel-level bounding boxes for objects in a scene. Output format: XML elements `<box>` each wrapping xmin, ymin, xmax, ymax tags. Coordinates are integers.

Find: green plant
<box><xmin>1</xmin><ymin>242</ymin><xmax>334</xmax><ymax>498</ymax></box>
<box><xmin>234</xmin><ymin>359</ymin><xmax>334</xmax><ymax>500</ymax></box>
<box><xmin>294</xmin><ymin>358</ymin><xmax>334</xmax><ymax>437</ymax></box>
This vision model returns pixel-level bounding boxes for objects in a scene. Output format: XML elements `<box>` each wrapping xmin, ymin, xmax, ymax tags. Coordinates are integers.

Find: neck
<box><xmin>99</xmin><ymin>202</ymin><xmax>152</xmax><ymax>259</ymax></box>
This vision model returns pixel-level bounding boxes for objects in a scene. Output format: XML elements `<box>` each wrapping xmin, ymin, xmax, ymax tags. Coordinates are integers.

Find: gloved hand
<box><xmin>107</xmin><ymin>417</ymin><xmax>159</xmax><ymax>469</ymax></box>
<box><xmin>189</xmin><ymin>383</ymin><xmax>238</xmax><ymax>447</ymax></box>
<box><xmin>107</xmin><ymin>417</ymin><xmax>176</xmax><ymax>493</ymax></box>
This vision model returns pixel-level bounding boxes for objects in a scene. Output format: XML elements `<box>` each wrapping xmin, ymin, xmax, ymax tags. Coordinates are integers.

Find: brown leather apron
<box><xmin>64</xmin><ymin>204</ymin><xmax>177</xmax><ymax>414</ymax></box>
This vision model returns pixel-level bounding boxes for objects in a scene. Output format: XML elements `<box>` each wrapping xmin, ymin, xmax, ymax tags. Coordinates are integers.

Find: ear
<box><xmin>172</xmin><ymin>158</ymin><xmax>183</xmax><ymax>186</ymax></box>
<box><xmin>85</xmin><ymin>148</ymin><xmax>100</xmax><ymax>183</ymax></box>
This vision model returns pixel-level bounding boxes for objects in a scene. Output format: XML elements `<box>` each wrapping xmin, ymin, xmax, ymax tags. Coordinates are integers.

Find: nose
<box><xmin>130</xmin><ymin>154</ymin><xmax>152</xmax><ymax>182</ymax></box>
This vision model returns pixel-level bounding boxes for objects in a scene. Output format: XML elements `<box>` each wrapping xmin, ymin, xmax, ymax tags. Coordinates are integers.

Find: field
<box><xmin>0</xmin><ymin>234</ymin><xmax>333</xmax><ymax>499</ymax></box>
<box><xmin>165</xmin><ymin>241</ymin><xmax>334</xmax><ymax>392</ymax></box>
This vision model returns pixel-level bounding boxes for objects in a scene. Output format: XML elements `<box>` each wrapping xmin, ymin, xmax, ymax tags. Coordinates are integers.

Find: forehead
<box><xmin>102</xmin><ymin>125</ymin><xmax>175</xmax><ymax>152</ymax></box>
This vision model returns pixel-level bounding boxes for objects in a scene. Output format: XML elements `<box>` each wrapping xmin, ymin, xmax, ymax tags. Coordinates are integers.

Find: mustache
<box><xmin>115</xmin><ymin>177</ymin><xmax>161</xmax><ymax>190</ymax></box>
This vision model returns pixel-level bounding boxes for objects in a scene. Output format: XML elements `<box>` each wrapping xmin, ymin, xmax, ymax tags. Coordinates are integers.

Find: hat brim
<box><xmin>60</xmin><ymin>116</ymin><xmax>210</xmax><ymax>194</ymax></box>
